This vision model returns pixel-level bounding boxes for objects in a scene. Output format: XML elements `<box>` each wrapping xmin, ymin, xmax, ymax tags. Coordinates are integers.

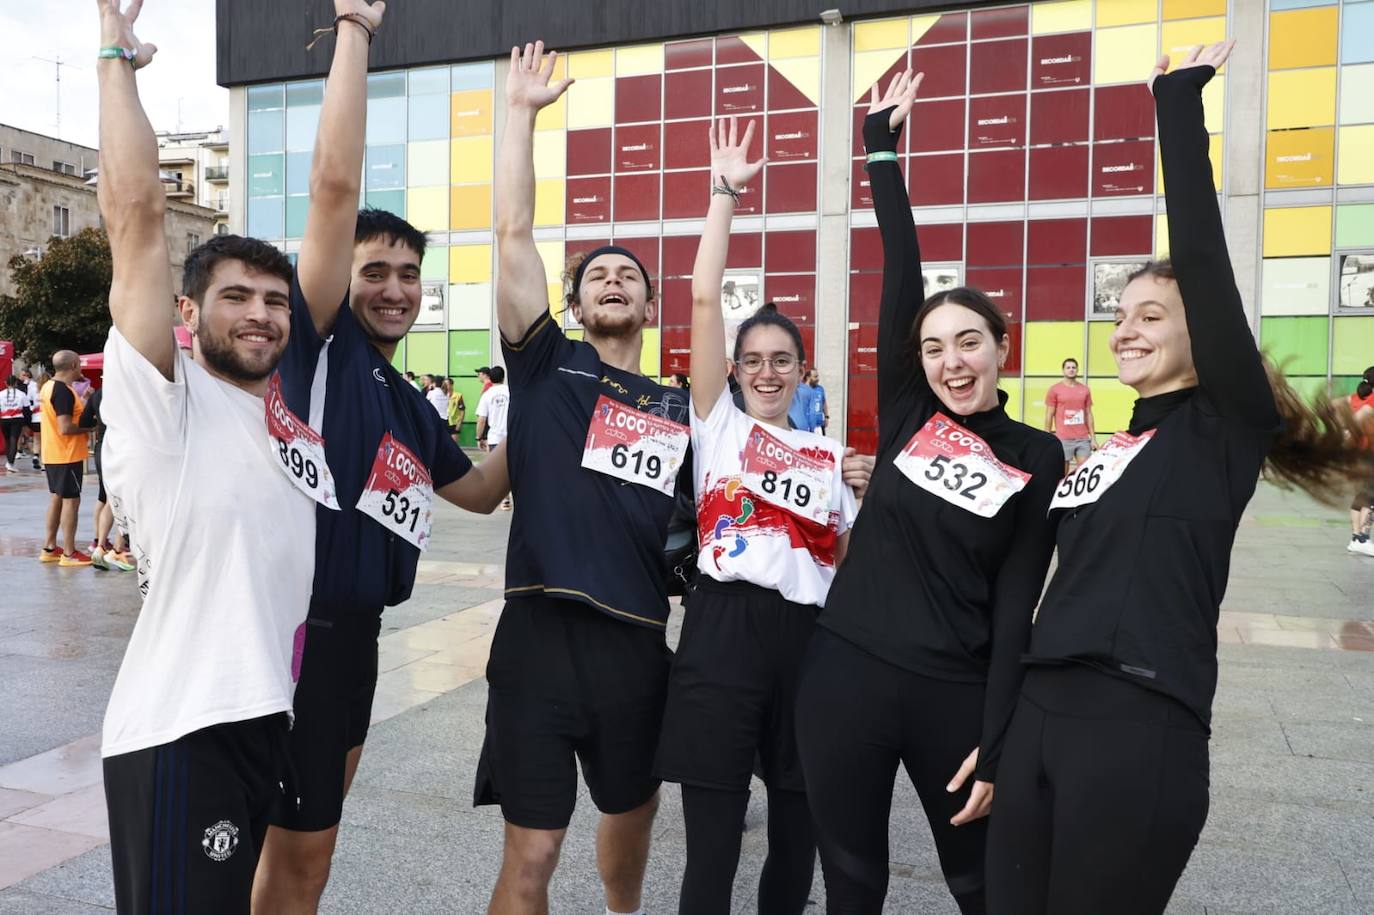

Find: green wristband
<box><xmin>98</xmin><ymin>46</ymin><xmax>137</xmax><ymax>66</ymax></box>
<box><xmin>864</xmin><ymin>150</ymin><xmax>899</xmax><ymax>171</ymax></box>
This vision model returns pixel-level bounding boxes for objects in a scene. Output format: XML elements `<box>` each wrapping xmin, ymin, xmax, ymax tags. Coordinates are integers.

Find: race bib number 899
<box><xmin>266</xmin><ymin>374</ymin><xmax>340</xmax><ymax>510</ymax></box>
<box><xmin>581</xmin><ymin>395</ymin><xmax>688</xmax><ymax>496</ymax></box>
<box><xmin>893</xmin><ymin>412</ymin><xmax>1031</xmax><ymax>518</ymax></box>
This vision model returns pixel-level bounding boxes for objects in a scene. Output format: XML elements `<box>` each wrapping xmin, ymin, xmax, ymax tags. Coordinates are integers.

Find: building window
<box><xmin>11</xmin><ymin>150</ymin><xmax>35</xmax><ymax>166</ymax></box>
<box><xmin>52</xmin><ymin>205</ymin><xmax>70</xmax><ymax>238</ymax></box>
<box><xmin>53</xmin><ymin>160</ymin><xmax>77</xmax><ymax>176</ymax></box>
<box><xmin>215</xmin><ymin>223</ymin><xmax>229</xmax><ymax>236</ymax></box>
<box><xmin>187</xmin><ymin>232</ymin><xmax>202</xmax><ymax>254</ymax></box>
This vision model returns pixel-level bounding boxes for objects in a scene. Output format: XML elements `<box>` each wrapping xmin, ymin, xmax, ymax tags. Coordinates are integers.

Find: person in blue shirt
<box><xmin>787</xmin><ymin>368</ymin><xmax>814</xmax><ymax>431</ymax></box>
<box><xmin>807</xmin><ymin>369</ymin><xmax>829</xmax><ymax>434</ymax></box>
<box><xmin>252</xmin><ymin>3</ymin><xmax>511</xmax><ymax>910</ymax></box>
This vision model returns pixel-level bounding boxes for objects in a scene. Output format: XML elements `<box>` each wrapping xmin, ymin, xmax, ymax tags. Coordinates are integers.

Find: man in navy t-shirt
<box><xmin>252</xmin><ymin>6</ymin><xmax>511</xmax><ymax>909</ymax></box>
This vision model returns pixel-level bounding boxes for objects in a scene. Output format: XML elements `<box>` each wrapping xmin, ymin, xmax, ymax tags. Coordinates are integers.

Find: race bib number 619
<box><xmin>581</xmin><ymin>395</ymin><xmax>688</xmax><ymax>496</ymax></box>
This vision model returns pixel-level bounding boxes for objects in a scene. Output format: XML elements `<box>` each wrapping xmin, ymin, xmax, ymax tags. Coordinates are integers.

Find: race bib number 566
<box><xmin>356</xmin><ymin>433</ymin><xmax>434</xmax><ymax>550</ymax></box>
<box><xmin>1049</xmin><ymin>429</ymin><xmax>1154</xmax><ymax>513</ymax></box>
<box><xmin>893</xmin><ymin>412</ymin><xmax>1031</xmax><ymax>518</ymax></box>
<box><xmin>581</xmin><ymin>395</ymin><xmax>688</xmax><ymax>496</ymax></box>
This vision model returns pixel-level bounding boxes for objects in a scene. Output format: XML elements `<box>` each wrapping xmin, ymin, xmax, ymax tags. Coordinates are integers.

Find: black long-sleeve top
<box><xmin>1024</xmin><ymin>66</ymin><xmax>1281</xmax><ymax>729</ymax></box>
<box><xmin>817</xmin><ymin>110</ymin><xmax>1062</xmax><ymax>783</ymax></box>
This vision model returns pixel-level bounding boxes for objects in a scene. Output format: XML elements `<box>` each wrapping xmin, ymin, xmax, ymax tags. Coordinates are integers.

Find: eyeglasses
<box><xmin>737</xmin><ymin>355</ymin><xmax>798</xmax><ymax>374</ymax></box>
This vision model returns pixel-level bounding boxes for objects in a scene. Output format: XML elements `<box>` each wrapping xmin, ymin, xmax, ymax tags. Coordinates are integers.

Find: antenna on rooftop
<box><xmin>31</xmin><ymin>55</ymin><xmax>84</xmax><ymax>138</ymax></box>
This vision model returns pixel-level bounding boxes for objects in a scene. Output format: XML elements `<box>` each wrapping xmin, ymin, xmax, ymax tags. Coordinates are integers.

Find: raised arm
<box><xmin>495</xmin><ymin>42</ymin><xmax>572</xmax><ymax>342</ymax></box>
<box><xmin>438</xmin><ymin>442</ymin><xmax>510</xmax><ymax>513</ymax></box>
<box><xmin>690</xmin><ymin>118</ymin><xmax>766</xmax><ymax>419</ymax></box>
<box><xmin>864</xmin><ymin>72</ymin><xmax>927</xmax><ymax>425</ymax></box>
<box><xmin>296</xmin><ymin>0</ymin><xmax>386</xmax><ymax>336</ymax></box>
<box><xmin>95</xmin><ymin>0</ymin><xmax>174</xmax><ymax>377</ymax></box>
<box><xmin>1152</xmin><ymin>42</ymin><xmax>1278</xmax><ymax>430</ymax></box>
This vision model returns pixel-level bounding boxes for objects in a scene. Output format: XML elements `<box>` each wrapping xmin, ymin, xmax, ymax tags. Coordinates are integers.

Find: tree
<box><xmin>0</xmin><ymin>227</ymin><xmax>113</xmax><ymax>364</ymax></box>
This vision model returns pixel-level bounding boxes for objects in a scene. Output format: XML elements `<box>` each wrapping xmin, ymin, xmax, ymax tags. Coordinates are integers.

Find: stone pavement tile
<box><xmin>383</xmin><ymin>658</ymin><xmax>483</xmax><ymax>694</ymax></box>
<box><xmin>1210</xmin><ymin>684</ymin><xmax>1275</xmax><ymax>721</ymax></box>
<box><xmin>1218</xmin><ymin>664</ymin><xmax>1355</xmax><ymax>696</ymax></box>
<box><xmin>8</xmin><ymin>784</ymin><xmax>109</xmax><ymax>840</ymax></box>
<box><xmin>0</xmin><ymin>633</ymin><xmax>130</xmax><ymax>663</ymax></box>
<box><xmin>1265</xmin><ymin>687</ymin><xmax>1374</xmax><ymax>725</ymax></box>
<box><xmin>1200</xmin><ymin>795</ymin><xmax>1374</xmax><ymax>861</ymax></box>
<box><xmin>0</xmin><ymin>736</ymin><xmax>102</xmax><ymax>796</ymax></box>
<box><xmin>1340</xmin><ymin>854</ymin><xmax>1374</xmax><ymax>909</ymax></box>
<box><xmin>0</xmin><ymin>824</ymin><xmax>105</xmax><ymax>891</ymax></box>
<box><xmin>1210</xmin><ymin>715</ymin><xmax>1292</xmax><ymax>757</ymax></box>
<box><xmin>1208</xmin><ymin>750</ymin><xmax>1374</xmax><ymax>815</ymax></box>
<box><xmin>375</xmin><ymin>642</ymin><xmax>435</xmax><ymax>673</ymax></box>
<box><xmin>7</xmin><ymin>844</ymin><xmax>114</xmax><ymax>910</ymax></box>
<box><xmin>0</xmin><ymin>787</ymin><xmax>50</xmax><ymax>820</ymax></box>
<box><xmin>1242</xmin><ymin>628</ymin><xmax>1341</xmax><ymax>650</ymax></box>
<box><xmin>0</xmin><ymin>887</ymin><xmax>112</xmax><ymax>914</ymax></box>
<box><xmin>366</xmin><ymin>676</ymin><xmax>445</xmax><ymax>726</ymax></box>
<box><xmin>1172</xmin><ymin>843</ymin><xmax>1358</xmax><ymax>913</ymax></box>
<box><xmin>1280</xmin><ymin>720</ymin><xmax>1374</xmax><ymax>764</ymax></box>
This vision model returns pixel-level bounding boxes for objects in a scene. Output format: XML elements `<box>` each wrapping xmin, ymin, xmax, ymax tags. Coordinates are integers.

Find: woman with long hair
<box><xmin>654</xmin><ymin>117</ymin><xmax>858</xmax><ymax>914</ymax></box>
<box><xmin>794</xmin><ymin>73</ymin><xmax>1063</xmax><ymax>914</ymax></box>
<box><xmin>985</xmin><ymin>42</ymin><xmax>1374</xmax><ymax>915</ymax></box>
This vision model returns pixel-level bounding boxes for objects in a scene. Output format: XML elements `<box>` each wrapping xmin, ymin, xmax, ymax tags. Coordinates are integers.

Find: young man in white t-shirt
<box><xmin>476</xmin><ymin>365</ymin><xmax>510</xmax><ymax>447</ymax></box>
<box><xmin>94</xmin><ymin>3</ymin><xmax>316</xmax><ymax>910</ymax></box>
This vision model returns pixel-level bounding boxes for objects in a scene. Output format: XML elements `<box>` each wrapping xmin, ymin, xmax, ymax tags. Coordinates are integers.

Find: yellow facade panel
<box><xmin>533</xmin><ymin>130</ymin><xmax>567</xmax><ymax>179</ymax></box>
<box><xmin>567</xmin><ymin>78</ymin><xmax>614</xmax><ymax>130</ymax></box>
<box><xmin>450</xmin><ymin>90</ymin><xmax>492</xmax><ymax>137</ymax></box>
<box><xmin>450</xmin><ymin>244</ymin><xmax>492</xmax><ymax>285</ymax></box>
<box><xmin>406</xmin><ymin>187</ymin><xmax>448</xmax><ymax>234</ymax></box>
<box><xmin>1031</xmin><ymin>0</ymin><xmax>1092</xmax><ymax>35</ymax></box>
<box><xmin>1338</xmin><ymin>125</ymin><xmax>1374</xmax><ymax>186</ymax></box>
<box><xmin>1163</xmin><ymin>0</ymin><xmax>1225</xmax><ymax>19</ymax></box>
<box><xmin>617</xmin><ymin>44</ymin><xmax>664</xmax><ymax>76</ymax></box>
<box><xmin>450</xmin><ymin>184</ymin><xmax>492</xmax><ymax>231</ymax></box>
<box><xmin>1262</xmin><ymin>206</ymin><xmax>1333</xmax><ymax>258</ymax></box>
<box><xmin>450</xmin><ymin>136</ymin><xmax>493</xmax><ymax>184</ymax></box>
<box><xmin>1268</xmin><ymin>7</ymin><xmax>1339</xmax><ymax>71</ymax></box>
<box><xmin>1265</xmin><ymin>127</ymin><xmax>1335</xmax><ymax>189</ymax></box>
<box><xmin>569</xmin><ymin>49</ymin><xmax>614</xmax><ymax>79</ymax></box>
<box><xmin>853</xmin><ymin>17</ymin><xmax>908</xmax><ymax>52</ymax></box>
<box><xmin>1096</xmin><ymin>0</ymin><xmax>1156</xmax><ymax>28</ymax></box>
<box><xmin>1266</xmin><ymin>69</ymin><xmax>1337</xmax><ymax>131</ymax></box>
<box><xmin>770</xmin><ymin>26</ymin><xmax>821</xmax><ymax>59</ymax></box>
<box><xmin>533</xmin><ymin>178</ymin><xmax>565</xmax><ymax>226</ymax></box>
<box><xmin>1095</xmin><ymin>25</ymin><xmax>1159</xmax><ymax>86</ymax></box>
<box><xmin>1025</xmin><ymin>322</ymin><xmax>1086</xmax><ymax>376</ymax></box>
<box><xmin>1160</xmin><ymin>18</ymin><xmax>1227</xmax><ymax>69</ymax></box>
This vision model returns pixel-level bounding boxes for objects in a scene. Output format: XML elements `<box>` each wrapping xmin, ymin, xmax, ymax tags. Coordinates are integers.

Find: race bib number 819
<box><xmin>893</xmin><ymin>412</ymin><xmax>1031</xmax><ymax>518</ymax></box>
<box><xmin>739</xmin><ymin>423</ymin><xmax>834</xmax><ymax>526</ymax></box>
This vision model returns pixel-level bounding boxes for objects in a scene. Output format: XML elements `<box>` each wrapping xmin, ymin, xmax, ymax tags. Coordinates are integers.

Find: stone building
<box><xmin>157</xmin><ymin>127</ymin><xmax>233</xmax><ymax>235</ymax></box>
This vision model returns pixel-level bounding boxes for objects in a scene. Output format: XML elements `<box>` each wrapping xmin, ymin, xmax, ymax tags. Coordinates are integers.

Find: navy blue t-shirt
<box><xmin>278</xmin><ymin>275</ymin><xmax>472</xmax><ymax>613</ymax></box>
<box><xmin>502</xmin><ymin>312</ymin><xmax>690</xmax><ymax>629</ymax></box>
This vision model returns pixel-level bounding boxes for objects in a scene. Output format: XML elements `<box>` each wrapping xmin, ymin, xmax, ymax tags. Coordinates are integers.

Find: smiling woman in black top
<box><xmin>794</xmin><ymin>73</ymin><xmax>1062</xmax><ymax>915</ymax></box>
<box><xmin>985</xmin><ymin>42</ymin><xmax>1374</xmax><ymax>915</ymax></box>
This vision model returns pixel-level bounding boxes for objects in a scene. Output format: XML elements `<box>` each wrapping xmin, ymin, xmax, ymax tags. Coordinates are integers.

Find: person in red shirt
<box><xmin>1342</xmin><ymin>367</ymin><xmax>1374</xmax><ymax>556</ymax></box>
<box><xmin>1044</xmin><ymin>358</ymin><xmax>1096</xmax><ymax>473</ymax></box>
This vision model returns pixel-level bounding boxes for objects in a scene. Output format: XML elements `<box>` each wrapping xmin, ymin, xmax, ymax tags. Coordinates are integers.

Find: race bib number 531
<box><xmin>356</xmin><ymin>433</ymin><xmax>434</xmax><ymax>550</ymax></box>
<box><xmin>581</xmin><ymin>395</ymin><xmax>688</xmax><ymax>496</ymax></box>
<box><xmin>893</xmin><ymin>412</ymin><xmax>1031</xmax><ymax>518</ymax></box>
<box><xmin>739</xmin><ymin>423</ymin><xmax>833</xmax><ymax>526</ymax></box>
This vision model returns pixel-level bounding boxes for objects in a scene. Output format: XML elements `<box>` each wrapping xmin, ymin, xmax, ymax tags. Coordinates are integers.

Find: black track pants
<box><xmin>678</xmin><ymin>783</ymin><xmax>816</xmax><ymax>915</ymax></box>
<box><xmin>795</xmin><ymin>628</ymin><xmax>988</xmax><ymax>915</ymax></box>
<box><xmin>985</xmin><ymin>665</ymin><xmax>1210</xmax><ymax>915</ymax></box>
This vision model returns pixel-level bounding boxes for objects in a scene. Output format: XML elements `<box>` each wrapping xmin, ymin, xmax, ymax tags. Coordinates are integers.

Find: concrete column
<box><xmin>1221</xmin><ymin>0</ymin><xmax>1266</xmax><ymax>329</ymax></box>
<box><xmin>816</xmin><ymin>19</ymin><xmax>854</xmax><ymax>442</ymax></box>
<box><xmin>228</xmin><ymin>86</ymin><xmax>247</xmax><ymax>237</ymax></box>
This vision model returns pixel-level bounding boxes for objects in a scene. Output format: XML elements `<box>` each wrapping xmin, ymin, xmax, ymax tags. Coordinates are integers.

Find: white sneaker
<box><xmin>1352</xmin><ymin>539</ymin><xmax>1374</xmax><ymax>557</ymax></box>
<box><xmin>1349</xmin><ymin>539</ymin><xmax>1363</xmax><ymax>553</ymax></box>
<box><xmin>4</xmin><ymin>462</ymin><xmax>14</xmax><ymax>473</ymax></box>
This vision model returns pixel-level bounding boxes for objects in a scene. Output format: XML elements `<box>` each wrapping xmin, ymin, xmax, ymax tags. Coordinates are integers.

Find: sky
<box><xmin>0</xmin><ymin>1</ymin><xmax>226</xmax><ymax>149</ymax></box>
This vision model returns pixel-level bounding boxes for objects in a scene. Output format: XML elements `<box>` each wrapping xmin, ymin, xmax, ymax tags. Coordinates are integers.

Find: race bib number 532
<box><xmin>581</xmin><ymin>395</ymin><xmax>688</xmax><ymax>496</ymax></box>
<box><xmin>893</xmin><ymin>412</ymin><xmax>1031</xmax><ymax>518</ymax></box>
<box><xmin>355</xmin><ymin>433</ymin><xmax>434</xmax><ymax>550</ymax></box>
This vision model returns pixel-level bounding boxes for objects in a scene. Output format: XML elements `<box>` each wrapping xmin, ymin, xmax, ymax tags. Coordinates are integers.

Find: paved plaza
<box><xmin>0</xmin><ymin>464</ymin><xmax>1372</xmax><ymax>913</ymax></box>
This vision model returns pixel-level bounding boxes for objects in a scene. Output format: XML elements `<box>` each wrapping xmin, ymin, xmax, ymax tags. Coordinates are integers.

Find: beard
<box><xmin>578</xmin><ymin>305</ymin><xmax>644</xmax><ymax>340</ymax></box>
<box><xmin>197</xmin><ymin>324</ymin><xmax>284</xmax><ymax>384</ymax></box>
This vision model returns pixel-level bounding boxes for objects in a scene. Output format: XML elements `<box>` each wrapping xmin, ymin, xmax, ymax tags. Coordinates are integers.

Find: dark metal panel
<box><xmin>217</xmin><ymin>0</ymin><xmax>997</xmax><ymax>86</ymax></box>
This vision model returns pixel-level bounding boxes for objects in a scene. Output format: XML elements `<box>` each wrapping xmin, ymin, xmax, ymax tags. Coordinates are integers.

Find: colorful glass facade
<box><xmin>239</xmin><ymin>0</ymin><xmax>1374</xmax><ymax>450</ymax></box>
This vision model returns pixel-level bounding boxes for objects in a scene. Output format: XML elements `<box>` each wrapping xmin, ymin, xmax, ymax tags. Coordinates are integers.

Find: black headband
<box><xmin>571</xmin><ymin>245</ymin><xmax>654</xmax><ymax>300</ymax></box>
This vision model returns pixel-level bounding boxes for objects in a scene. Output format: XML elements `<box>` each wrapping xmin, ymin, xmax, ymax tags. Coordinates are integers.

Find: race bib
<box><xmin>266</xmin><ymin>374</ymin><xmax>340</xmax><ymax>510</ymax></box>
<box><xmin>739</xmin><ymin>423</ymin><xmax>834</xmax><ymax>526</ymax></box>
<box><xmin>893</xmin><ymin>412</ymin><xmax>1032</xmax><ymax>518</ymax></box>
<box><xmin>355</xmin><ymin>433</ymin><xmax>434</xmax><ymax>550</ymax></box>
<box><xmin>581</xmin><ymin>395</ymin><xmax>688</xmax><ymax>496</ymax></box>
<box><xmin>1049</xmin><ymin>429</ymin><xmax>1155</xmax><ymax>512</ymax></box>
<box><xmin>1063</xmin><ymin>409</ymin><xmax>1086</xmax><ymax>427</ymax></box>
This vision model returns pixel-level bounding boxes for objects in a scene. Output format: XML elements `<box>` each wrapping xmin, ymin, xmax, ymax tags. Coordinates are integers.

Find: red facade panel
<box><xmin>970</xmin><ymin>38</ymin><xmax>1028</xmax><ymax>94</ymax></box>
<box><xmin>1028</xmin><ymin>144</ymin><xmax>1090</xmax><ymax>200</ymax></box>
<box><xmin>968</xmin><ymin>148</ymin><xmax>1027</xmax><ymax>203</ymax></box>
<box><xmin>615</xmin><ymin>74</ymin><xmax>662</xmax><ymax>124</ymax></box>
<box><xmin>1025</xmin><ymin>265</ymin><xmax>1088</xmax><ymax>320</ymax></box>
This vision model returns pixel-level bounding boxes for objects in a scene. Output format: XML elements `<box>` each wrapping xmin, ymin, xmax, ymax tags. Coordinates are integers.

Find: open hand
<box><xmin>507</xmin><ymin>40</ymin><xmax>574</xmax><ymax>112</ymax></box>
<box><xmin>334</xmin><ymin>0</ymin><xmax>386</xmax><ymax>32</ymax></box>
<box><xmin>867</xmin><ymin>69</ymin><xmax>924</xmax><ymax>132</ymax></box>
<box><xmin>95</xmin><ymin>0</ymin><xmax>158</xmax><ymax>69</ymax></box>
<box><xmin>1149</xmin><ymin>39</ymin><xmax>1235</xmax><ymax>92</ymax></box>
<box><xmin>709</xmin><ymin>117</ymin><xmax>767</xmax><ymax>191</ymax></box>
<box><xmin>947</xmin><ymin>746</ymin><xmax>994</xmax><ymax>826</ymax></box>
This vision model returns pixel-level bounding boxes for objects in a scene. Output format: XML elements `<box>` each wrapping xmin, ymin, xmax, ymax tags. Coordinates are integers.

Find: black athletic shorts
<box><xmin>45</xmin><ymin>461</ymin><xmax>83</xmax><ymax>498</ymax></box>
<box><xmin>475</xmin><ymin>595</ymin><xmax>671</xmax><ymax>830</ymax></box>
<box><xmin>103</xmin><ymin>714</ymin><xmax>289</xmax><ymax>915</ymax></box>
<box><xmin>270</xmin><ymin>610</ymin><xmax>382</xmax><ymax>832</ymax></box>
<box><xmin>656</xmin><ymin>577</ymin><xmax>819</xmax><ymax>792</ymax></box>
<box><xmin>95</xmin><ymin>448</ymin><xmax>107</xmax><ymax>504</ymax></box>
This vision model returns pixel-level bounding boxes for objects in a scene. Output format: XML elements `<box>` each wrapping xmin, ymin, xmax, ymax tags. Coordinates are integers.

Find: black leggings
<box><xmin>795</xmin><ymin>628</ymin><xmax>988</xmax><ymax>915</ymax></box>
<box><xmin>985</xmin><ymin>665</ymin><xmax>1209</xmax><ymax>915</ymax></box>
<box><xmin>679</xmin><ymin>783</ymin><xmax>815</xmax><ymax>914</ymax></box>
<box><xmin>1</xmin><ymin>419</ymin><xmax>22</xmax><ymax>465</ymax></box>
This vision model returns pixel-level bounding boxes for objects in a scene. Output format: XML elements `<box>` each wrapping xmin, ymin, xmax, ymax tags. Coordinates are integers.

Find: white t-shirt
<box><xmin>691</xmin><ymin>389</ymin><xmax>857</xmax><ymax>607</ymax></box>
<box><xmin>26</xmin><ymin>381</ymin><xmax>40</xmax><ymax>422</ymax></box>
<box><xmin>0</xmin><ymin>387</ymin><xmax>26</xmax><ymax>420</ymax></box>
<box><xmin>98</xmin><ymin>328</ymin><xmax>315</xmax><ymax>758</ymax></box>
<box><xmin>426</xmin><ymin>387</ymin><xmax>450</xmax><ymax>421</ymax></box>
<box><xmin>477</xmin><ymin>383</ymin><xmax>510</xmax><ymax>445</ymax></box>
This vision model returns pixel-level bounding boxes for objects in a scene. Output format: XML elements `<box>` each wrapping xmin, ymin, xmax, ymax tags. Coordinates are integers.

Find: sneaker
<box><xmin>1352</xmin><ymin>539</ymin><xmax>1374</xmax><ymax>558</ymax></box>
<box><xmin>105</xmin><ymin>552</ymin><xmax>136</xmax><ymax>572</ymax></box>
<box><xmin>91</xmin><ymin>549</ymin><xmax>110</xmax><ymax>571</ymax></box>
<box><xmin>39</xmin><ymin>547</ymin><xmax>63</xmax><ymax>563</ymax></box>
<box><xmin>4</xmin><ymin>462</ymin><xmax>15</xmax><ymax>473</ymax></box>
<box><xmin>32</xmin><ymin>458</ymin><xmax>41</xmax><ymax>470</ymax></box>
<box><xmin>59</xmin><ymin>550</ymin><xmax>93</xmax><ymax>568</ymax></box>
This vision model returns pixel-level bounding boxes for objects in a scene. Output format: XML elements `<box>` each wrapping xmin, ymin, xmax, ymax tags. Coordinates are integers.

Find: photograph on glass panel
<box><xmin>1338</xmin><ymin>254</ymin><xmax>1374</xmax><ymax>312</ymax></box>
<box><xmin>1090</xmin><ymin>260</ymin><xmax>1148</xmax><ymax>320</ymax></box>
<box><xmin>721</xmin><ymin>271</ymin><xmax>763</xmax><ymax>329</ymax></box>
<box><xmin>923</xmin><ymin>265</ymin><xmax>961</xmax><ymax>298</ymax></box>
<box><xmin>415</xmin><ymin>282</ymin><xmax>447</xmax><ymax>330</ymax></box>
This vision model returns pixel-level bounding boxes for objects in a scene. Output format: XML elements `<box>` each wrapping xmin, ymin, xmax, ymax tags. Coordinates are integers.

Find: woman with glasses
<box><xmin>792</xmin><ymin>72</ymin><xmax>1063</xmax><ymax>915</ymax></box>
<box><xmin>654</xmin><ymin>117</ymin><xmax>858</xmax><ymax>914</ymax></box>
